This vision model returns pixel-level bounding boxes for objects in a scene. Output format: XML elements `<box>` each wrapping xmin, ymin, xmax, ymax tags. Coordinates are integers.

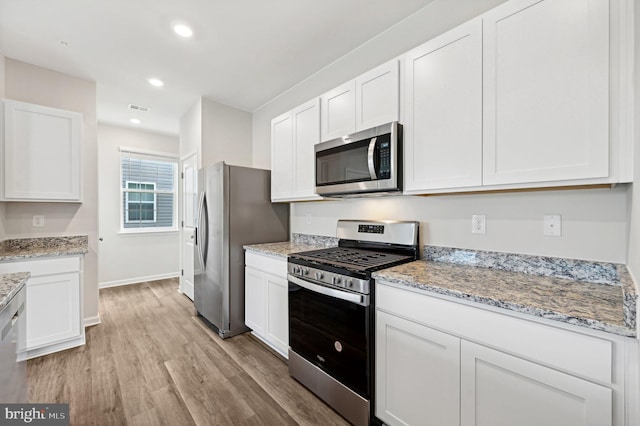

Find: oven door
<box><xmin>288</xmin><ymin>274</ymin><xmax>370</xmax><ymax>398</ymax></box>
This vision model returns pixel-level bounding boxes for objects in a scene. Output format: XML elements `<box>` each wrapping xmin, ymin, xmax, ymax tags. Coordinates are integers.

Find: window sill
<box><xmin>118</xmin><ymin>228</ymin><xmax>179</xmax><ymax>235</ymax></box>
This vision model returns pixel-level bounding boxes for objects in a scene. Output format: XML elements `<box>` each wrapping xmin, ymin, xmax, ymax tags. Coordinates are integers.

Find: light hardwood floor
<box><xmin>27</xmin><ymin>278</ymin><xmax>349</xmax><ymax>426</ymax></box>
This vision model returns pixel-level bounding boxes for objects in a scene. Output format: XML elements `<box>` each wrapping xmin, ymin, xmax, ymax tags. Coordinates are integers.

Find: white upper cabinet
<box><xmin>482</xmin><ymin>0</ymin><xmax>610</xmax><ymax>185</ymax></box>
<box><xmin>2</xmin><ymin>99</ymin><xmax>82</xmax><ymax>202</ymax></box>
<box><xmin>270</xmin><ymin>112</ymin><xmax>294</xmax><ymax>201</ymax></box>
<box><xmin>355</xmin><ymin>60</ymin><xmax>400</xmax><ymax>132</ymax></box>
<box><xmin>271</xmin><ymin>99</ymin><xmax>321</xmax><ymax>202</ymax></box>
<box><xmin>321</xmin><ymin>59</ymin><xmax>400</xmax><ymax>142</ymax></box>
<box><xmin>404</xmin><ymin>19</ymin><xmax>482</xmax><ymax>192</ymax></box>
<box><xmin>320</xmin><ymin>81</ymin><xmax>356</xmax><ymax>141</ymax></box>
<box><xmin>292</xmin><ymin>99</ymin><xmax>321</xmax><ymax>200</ymax></box>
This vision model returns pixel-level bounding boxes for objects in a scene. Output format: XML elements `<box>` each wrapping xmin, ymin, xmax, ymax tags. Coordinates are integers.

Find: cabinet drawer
<box><xmin>376</xmin><ymin>283</ymin><xmax>613</xmax><ymax>384</ymax></box>
<box><xmin>0</xmin><ymin>256</ymin><xmax>81</xmax><ymax>277</ymax></box>
<box><xmin>245</xmin><ymin>252</ymin><xmax>287</xmax><ymax>277</ymax></box>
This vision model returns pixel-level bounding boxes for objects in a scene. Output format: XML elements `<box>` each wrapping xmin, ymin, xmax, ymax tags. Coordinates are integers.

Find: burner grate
<box><xmin>292</xmin><ymin>247</ymin><xmax>411</xmax><ymax>271</ymax></box>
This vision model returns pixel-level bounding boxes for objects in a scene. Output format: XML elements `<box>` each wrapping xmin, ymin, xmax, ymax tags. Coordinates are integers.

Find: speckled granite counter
<box><xmin>373</xmin><ymin>247</ymin><xmax>638</xmax><ymax>338</ymax></box>
<box><xmin>0</xmin><ymin>236</ymin><xmax>89</xmax><ymax>261</ymax></box>
<box><xmin>0</xmin><ymin>272</ymin><xmax>29</xmax><ymax>311</ymax></box>
<box><xmin>244</xmin><ymin>233</ymin><xmax>338</xmax><ymax>259</ymax></box>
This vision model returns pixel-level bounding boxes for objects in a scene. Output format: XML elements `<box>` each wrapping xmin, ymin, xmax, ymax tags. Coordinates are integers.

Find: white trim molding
<box><xmin>99</xmin><ymin>272</ymin><xmax>180</xmax><ymax>289</ymax></box>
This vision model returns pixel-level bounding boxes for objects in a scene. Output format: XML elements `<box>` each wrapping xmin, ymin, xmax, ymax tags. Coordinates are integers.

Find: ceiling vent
<box><xmin>128</xmin><ymin>104</ymin><xmax>151</xmax><ymax>112</ymax></box>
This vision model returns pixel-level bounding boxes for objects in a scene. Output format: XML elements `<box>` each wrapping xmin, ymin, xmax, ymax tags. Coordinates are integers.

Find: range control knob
<box><xmin>301</xmin><ymin>268</ymin><xmax>309</xmax><ymax>276</ymax></box>
<box><xmin>292</xmin><ymin>266</ymin><xmax>300</xmax><ymax>274</ymax></box>
<box><xmin>315</xmin><ymin>271</ymin><xmax>324</xmax><ymax>280</ymax></box>
<box><xmin>346</xmin><ymin>279</ymin><xmax>354</xmax><ymax>288</ymax></box>
<box><xmin>332</xmin><ymin>276</ymin><xmax>342</xmax><ymax>286</ymax></box>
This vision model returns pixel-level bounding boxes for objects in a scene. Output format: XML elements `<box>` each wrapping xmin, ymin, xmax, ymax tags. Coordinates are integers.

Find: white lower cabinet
<box><xmin>0</xmin><ymin>256</ymin><xmax>84</xmax><ymax>359</ymax></box>
<box><xmin>375</xmin><ymin>282</ymin><xmax>631</xmax><ymax>426</ymax></box>
<box><xmin>244</xmin><ymin>252</ymin><xmax>289</xmax><ymax>358</ymax></box>
<box><xmin>376</xmin><ymin>310</ymin><xmax>460</xmax><ymax>426</ymax></box>
<box><xmin>460</xmin><ymin>340</ymin><xmax>611</xmax><ymax>426</ymax></box>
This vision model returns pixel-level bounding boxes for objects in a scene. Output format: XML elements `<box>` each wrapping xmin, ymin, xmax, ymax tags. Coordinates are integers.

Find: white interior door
<box><xmin>180</xmin><ymin>154</ymin><xmax>197</xmax><ymax>300</ymax></box>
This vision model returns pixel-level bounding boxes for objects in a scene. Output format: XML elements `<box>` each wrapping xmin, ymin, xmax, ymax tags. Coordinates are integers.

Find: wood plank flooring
<box><xmin>27</xmin><ymin>278</ymin><xmax>349</xmax><ymax>426</ymax></box>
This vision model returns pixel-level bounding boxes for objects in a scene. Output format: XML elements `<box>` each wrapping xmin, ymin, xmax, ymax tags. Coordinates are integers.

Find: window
<box><xmin>120</xmin><ymin>148</ymin><xmax>178</xmax><ymax>232</ymax></box>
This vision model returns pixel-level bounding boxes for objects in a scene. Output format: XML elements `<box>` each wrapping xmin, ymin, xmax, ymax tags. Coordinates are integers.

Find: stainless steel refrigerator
<box><xmin>194</xmin><ymin>162</ymin><xmax>289</xmax><ymax>338</ymax></box>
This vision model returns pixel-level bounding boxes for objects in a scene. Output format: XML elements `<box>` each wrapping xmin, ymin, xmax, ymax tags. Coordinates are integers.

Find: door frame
<box><xmin>179</xmin><ymin>152</ymin><xmax>198</xmax><ymax>299</ymax></box>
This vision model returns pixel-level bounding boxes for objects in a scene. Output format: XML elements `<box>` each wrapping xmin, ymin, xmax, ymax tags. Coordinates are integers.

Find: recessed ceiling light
<box><xmin>130</xmin><ymin>118</ymin><xmax>141</xmax><ymax>124</ymax></box>
<box><xmin>148</xmin><ymin>78</ymin><xmax>164</xmax><ymax>87</ymax></box>
<box><xmin>173</xmin><ymin>23</ymin><xmax>193</xmax><ymax>38</ymax></box>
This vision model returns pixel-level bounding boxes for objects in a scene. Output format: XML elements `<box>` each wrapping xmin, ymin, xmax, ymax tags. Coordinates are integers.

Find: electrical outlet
<box><xmin>471</xmin><ymin>214</ymin><xmax>486</xmax><ymax>234</ymax></box>
<box><xmin>544</xmin><ymin>214</ymin><xmax>562</xmax><ymax>237</ymax></box>
<box><xmin>33</xmin><ymin>215</ymin><xmax>45</xmax><ymax>227</ymax></box>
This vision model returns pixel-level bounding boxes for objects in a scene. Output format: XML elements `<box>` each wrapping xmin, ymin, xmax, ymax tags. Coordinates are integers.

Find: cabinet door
<box><xmin>26</xmin><ymin>273</ymin><xmax>81</xmax><ymax>350</ymax></box>
<box><xmin>266</xmin><ymin>273</ymin><xmax>289</xmax><ymax>356</ymax></box>
<box><xmin>270</xmin><ymin>112</ymin><xmax>294</xmax><ymax>201</ymax></box>
<box><xmin>3</xmin><ymin>100</ymin><xmax>82</xmax><ymax>201</ymax></box>
<box><xmin>404</xmin><ymin>19</ymin><xmax>482</xmax><ymax>192</ymax></box>
<box><xmin>320</xmin><ymin>81</ymin><xmax>356</xmax><ymax>141</ymax></box>
<box><xmin>355</xmin><ymin>59</ymin><xmax>399</xmax><ymax>131</ymax></box>
<box><xmin>460</xmin><ymin>340</ymin><xmax>612</xmax><ymax>426</ymax></box>
<box><xmin>482</xmin><ymin>0</ymin><xmax>609</xmax><ymax>185</ymax></box>
<box><xmin>376</xmin><ymin>310</ymin><xmax>460</xmax><ymax>426</ymax></box>
<box><xmin>244</xmin><ymin>267</ymin><xmax>267</xmax><ymax>336</ymax></box>
<box><xmin>292</xmin><ymin>99</ymin><xmax>321</xmax><ymax>200</ymax></box>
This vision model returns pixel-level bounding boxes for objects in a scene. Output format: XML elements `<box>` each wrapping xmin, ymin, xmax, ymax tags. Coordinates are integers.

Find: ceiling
<box><xmin>0</xmin><ymin>0</ymin><xmax>435</xmax><ymax>135</ymax></box>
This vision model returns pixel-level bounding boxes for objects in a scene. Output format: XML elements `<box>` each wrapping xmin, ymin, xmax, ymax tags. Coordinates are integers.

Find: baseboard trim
<box><xmin>26</xmin><ymin>335</ymin><xmax>86</xmax><ymax>360</ymax></box>
<box><xmin>84</xmin><ymin>315</ymin><xmax>101</xmax><ymax>328</ymax></box>
<box><xmin>99</xmin><ymin>272</ymin><xmax>180</xmax><ymax>289</ymax></box>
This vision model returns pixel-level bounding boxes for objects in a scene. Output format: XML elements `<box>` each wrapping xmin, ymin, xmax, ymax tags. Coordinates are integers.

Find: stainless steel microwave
<box><xmin>315</xmin><ymin>122</ymin><xmax>402</xmax><ymax>197</ymax></box>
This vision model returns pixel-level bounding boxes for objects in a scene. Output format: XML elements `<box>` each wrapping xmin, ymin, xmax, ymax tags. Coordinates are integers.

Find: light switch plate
<box><xmin>544</xmin><ymin>214</ymin><xmax>561</xmax><ymax>237</ymax></box>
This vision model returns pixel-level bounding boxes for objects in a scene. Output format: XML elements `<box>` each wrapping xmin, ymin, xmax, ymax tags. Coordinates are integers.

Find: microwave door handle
<box><xmin>367</xmin><ymin>137</ymin><xmax>378</xmax><ymax>180</ymax></box>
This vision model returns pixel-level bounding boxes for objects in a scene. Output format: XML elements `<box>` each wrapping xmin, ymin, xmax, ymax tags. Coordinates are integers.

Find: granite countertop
<box><xmin>244</xmin><ymin>233</ymin><xmax>339</xmax><ymax>259</ymax></box>
<box><xmin>0</xmin><ymin>272</ymin><xmax>29</xmax><ymax>311</ymax></box>
<box><xmin>373</xmin><ymin>247</ymin><xmax>638</xmax><ymax>338</ymax></box>
<box><xmin>0</xmin><ymin>236</ymin><xmax>89</xmax><ymax>261</ymax></box>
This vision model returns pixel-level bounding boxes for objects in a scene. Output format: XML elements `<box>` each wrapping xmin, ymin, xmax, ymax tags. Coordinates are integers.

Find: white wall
<box><xmin>628</xmin><ymin>1</ymin><xmax>640</xmax><ymax>315</ymax></box>
<box><xmin>293</xmin><ymin>187</ymin><xmax>627</xmax><ymax>263</ymax></box>
<box><xmin>201</xmin><ymin>97</ymin><xmax>252</xmax><ymax>168</ymax></box>
<box><xmin>253</xmin><ymin>0</ymin><xmax>632</xmax><ymax>264</ymax></box>
<box><xmin>180</xmin><ymin>98</ymin><xmax>202</xmax><ymax>164</ymax></box>
<box><xmin>3</xmin><ymin>58</ymin><xmax>99</xmax><ymax>323</ymax></box>
<box><xmin>0</xmin><ymin>53</ymin><xmax>6</xmax><ymax>241</ymax></box>
<box><xmin>97</xmin><ymin>124</ymin><xmax>180</xmax><ymax>287</ymax></box>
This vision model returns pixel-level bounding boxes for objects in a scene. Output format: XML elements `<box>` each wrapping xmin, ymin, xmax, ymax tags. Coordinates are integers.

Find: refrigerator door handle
<box><xmin>196</xmin><ymin>191</ymin><xmax>206</xmax><ymax>267</ymax></box>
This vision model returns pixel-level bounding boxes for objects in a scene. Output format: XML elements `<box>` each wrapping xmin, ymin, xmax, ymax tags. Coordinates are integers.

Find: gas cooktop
<box><xmin>289</xmin><ymin>246</ymin><xmax>414</xmax><ymax>273</ymax></box>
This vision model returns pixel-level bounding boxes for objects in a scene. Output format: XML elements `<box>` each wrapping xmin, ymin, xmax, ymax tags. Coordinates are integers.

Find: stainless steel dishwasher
<box><xmin>0</xmin><ymin>285</ymin><xmax>27</xmax><ymax>403</ymax></box>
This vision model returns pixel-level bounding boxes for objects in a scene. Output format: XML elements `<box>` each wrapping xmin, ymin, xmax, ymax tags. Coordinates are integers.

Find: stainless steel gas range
<box><xmin>287</xmin><ymin>220</ymin><xmax>419</xmax><ymax>426</ymax></box>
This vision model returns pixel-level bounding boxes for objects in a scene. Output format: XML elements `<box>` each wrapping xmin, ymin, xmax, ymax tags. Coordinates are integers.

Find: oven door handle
<box><xmin>288</xmin><ymin>275</ymin><xmax>368</xmax><ymax>306</ymax></box>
